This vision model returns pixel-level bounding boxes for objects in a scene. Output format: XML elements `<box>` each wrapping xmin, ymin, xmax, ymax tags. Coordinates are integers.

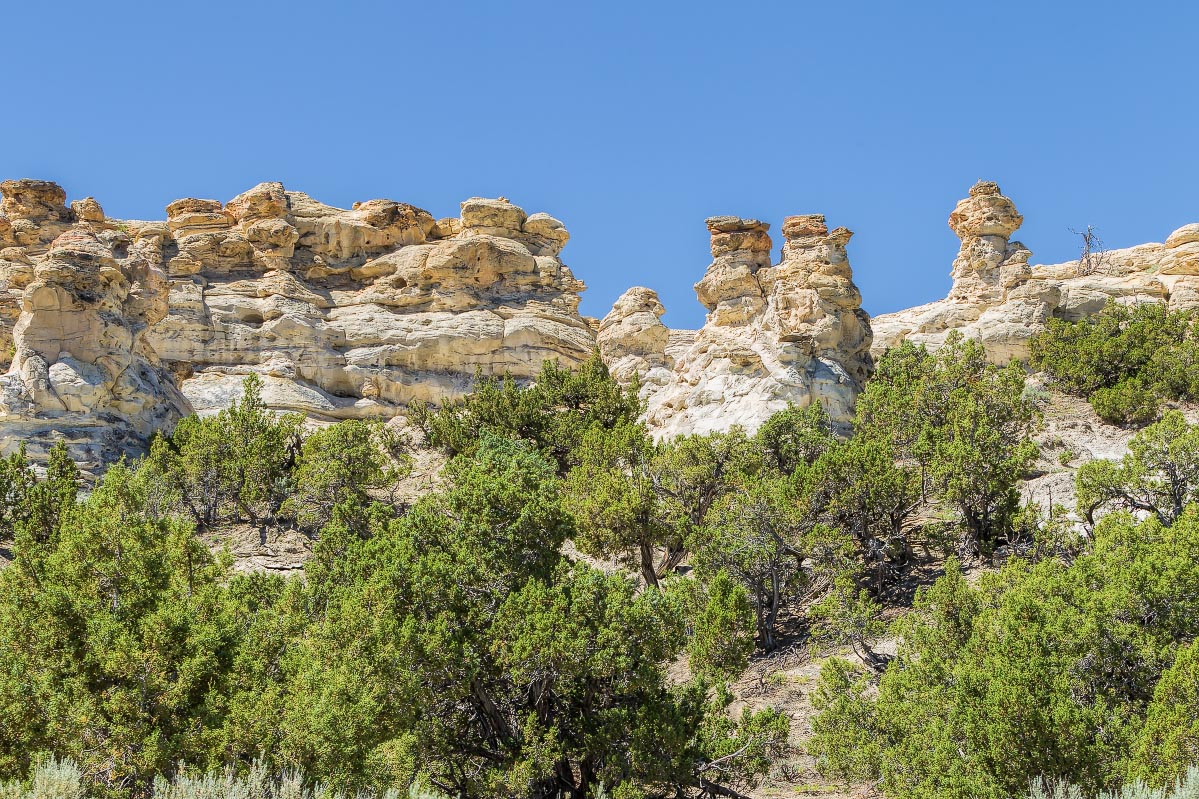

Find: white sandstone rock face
<box><xmin>0</xmin><ymin>183</ymin><xmax>187</xmax><ymax>468</ymax></box>
<box><xmin>0</xmin><ymin>179</ymin><xmax>593</xmax><ymax>466</ymax></box>
<box><xmin>597</xmin><ymin>287</ymin><xmax>673</xmax><ymax>388</ymax></box>
<box><xmin>147</xmin><ymin>185</ymin><xmax>593</xmax><ymax>418</ymax></box>
<box><xmin>606</xmin><ymin>214</ymin><xmax>874</xmax><ymax>437</ymax></box>
<box><xmin>872</xmin><ymin>181</ymin><xmax>1199</xmax><ymax>363</ymax></box>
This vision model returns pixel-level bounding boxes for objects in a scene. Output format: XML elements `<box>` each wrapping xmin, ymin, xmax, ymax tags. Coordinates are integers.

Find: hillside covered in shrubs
<box><xmin>0</xmin><ymin>323</ymin><xmax>1198</xmax><ymax>798</ymax></box>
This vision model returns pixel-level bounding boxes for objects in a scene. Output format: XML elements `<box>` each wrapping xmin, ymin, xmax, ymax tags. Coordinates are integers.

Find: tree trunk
<box><xmin>640</xmin><ymin>539</ymin><xmax>660</xmax><ymax>590</ymax></box>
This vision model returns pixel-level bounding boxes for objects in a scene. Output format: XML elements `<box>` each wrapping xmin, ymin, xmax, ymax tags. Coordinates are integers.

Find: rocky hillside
<box><xmin>872</xmin><ymin>180</ymin><xmax>1199</xmax><ymax>363</ymax></box>
<box><xmin>0</xmin><ymin>179</ymin><xmax>874</xmax><ymax>466</ymax></box>
<box><xmin>601</xmin><ymin>213</ymin><xmax>873</xmax><ymax>436</ymax></box>
<box><xmin>1</xmin><ymin>176</ymin><xmax>1196</xmax><ymax>469</ymax></box>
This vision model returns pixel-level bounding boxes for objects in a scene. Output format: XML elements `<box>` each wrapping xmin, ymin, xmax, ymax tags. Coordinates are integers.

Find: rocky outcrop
<box><xmin>611</xmin><ymin>214</ymin><xmax>873</xmax><ymax>437</ymax></box>
<box><xmin>146</xmin><ymin>186</ymin><xmax>591</xmax><ymax>417</ymax></box>
<box><xmin>597</xmin><ymin>287</ymin><xmax>673</xmax><ymax>386</ymax></box>
<box><xmin>17</xmin><ymin>174</ymin><xmax>1194</xmax><ymax>467</ymax></box>
<box><xmin>0</xmin><ymin>179</ymin><xmax>592</xmax><ymax>466</ymax></box>
<box><xmin>872</xmin><ymin>181</ymin><xmax>1199</xmax><ymax>363</ymax></box>
<box><xmin>0</xmin><ymin>183</ymin><xmax>186</xmax><ymax>466</ymax></box>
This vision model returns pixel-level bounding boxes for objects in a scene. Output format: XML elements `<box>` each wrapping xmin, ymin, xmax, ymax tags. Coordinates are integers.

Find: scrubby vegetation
<box><xmin>1</xmin><ymin>340</ymin><xmax>1198</xmax><ymax>798</ymax></box>
<box><xmin>1024</xmin><ymin>766</ymin><xmax>1199</xmax><ymax>799</ymax></box>
<box><xmin>0</xmin><ymin>368</ymin><xmax>786</xmax><ymax>799</ymax></box>
<box><xmin>1030</xmin><ymin>301</ymin><xmax>1199</xmax><ymax>424</ymax></box>
<box><xmin>810</xmin><ymin>506</ymin><xmax>1199</xmax><ymax>797</ymax></box>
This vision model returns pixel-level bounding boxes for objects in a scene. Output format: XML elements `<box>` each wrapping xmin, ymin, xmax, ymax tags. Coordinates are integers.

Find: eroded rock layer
<box><xmin>0</xmin><ymin>181</ymin><xmax>186</xmax><ymax>466</ymax></box>
<box><xmin>0</xmin><ymin>179</ymin><xmax>592</xmax><ymax>467</ymax></box>
<box><xmin>605</xmin><ymin>214</ymin><xmax>874</xmax><ymax>437</ymax></box>
<box><xmin>871</xmin><ymin>181</ymin><xmax>1199</xmax><ymax>363</ymax></box>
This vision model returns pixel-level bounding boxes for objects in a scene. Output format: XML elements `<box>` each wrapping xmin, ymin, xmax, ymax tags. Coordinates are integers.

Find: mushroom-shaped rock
<box><xmin>638</xmin><ymin>211</ymin><xmax>873</xmax><ymax>437</ymax></box>
<box><xmin>870</xmin><ymin>181</ymin><xmax>1188</xmax><ymax>365</ymax></box>
<box><xmin>946</xmin><ymin>181</ymin><xmax>1028</xmax><ymax>304</ymax></box>
<box><xmin>706</xmin><ymin>216</ymin><xmax>772</xmax><ymax>256</ymax></box>
<box><xmin>949</xmin><ymin>180</ymin><xmax>1024</xmax><ymax>239</ymax></box>
<box><xmin>695</xmin><ymin>216</ymin><xmax>772</xmax><ymax>315</ymax></box>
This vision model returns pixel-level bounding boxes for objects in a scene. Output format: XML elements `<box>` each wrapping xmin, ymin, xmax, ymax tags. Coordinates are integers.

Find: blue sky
<box><xmin>3</xmin><ymin>1</ymin><xmax>1195</xmax><ymax>329</ymax></box>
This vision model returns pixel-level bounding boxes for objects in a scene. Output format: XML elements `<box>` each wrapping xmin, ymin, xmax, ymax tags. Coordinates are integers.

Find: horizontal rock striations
<box><xmin>146</xmin><ymin>185</ymin><xmax>591</xmax><ymax>416</ymax></box>
<box><xmin>5</xmin><ymin>174</ymin><xmax>1194</xmax><ymax>468</ymax></box>
<box><xmin>0</xmin><ymin>179</ymin><xmax>592</xmax><ymax>466</ymax></box>
<box><xmin>872</xmin><ymin>181</ymin><xmax>1199</xmax><ymax>363</ymax></box>
<box><xmin>605</xmin><ymin>214</ymin><xmax>874</xmax><ymax>437</ymax></box>
<box><xmin>0</xmin><ymin>183</ymin><xmax>186</xmax><ymax>466</ymax></box>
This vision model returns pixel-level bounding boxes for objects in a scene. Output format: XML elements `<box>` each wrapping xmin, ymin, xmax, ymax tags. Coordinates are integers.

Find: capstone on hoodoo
<box><xmin>0</xmin><ymin>178</ymin><xmax>592</xmax><ymax>467</ymax></box>
<box><xmin>604</xmin><ymin>213</ymin><xmax>874</xmax><ymax>437</ymax></box>
<box><xmin>871</xmin><ymin>181</ymin><xmax>1199</xmax><ymax>363</ymax></box>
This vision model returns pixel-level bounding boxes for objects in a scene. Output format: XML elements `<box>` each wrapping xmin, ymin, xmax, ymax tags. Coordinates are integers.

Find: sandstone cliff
<box><xmin>0</xmin><ymin>179</ymin><xmax>591</xmax><ymax>466</ymax></box>
<box><xmin>601</xmin><ymin>214</ymin><xmax>873</xmax><ymax>436</ymax></box>
<box><xmin>7</xmin><ymin>174</ymin><xmax>1193</xmax><ymax>469</ymax></box>
<box><xmin>0</xmin><ymin>180</ymin><xmax>186</xmax><ymax>465</ymax></box>
<box><xmin>871</xmin><ymin>181</ymin><xmax>1199</xmax><ymax>363</ymax></box>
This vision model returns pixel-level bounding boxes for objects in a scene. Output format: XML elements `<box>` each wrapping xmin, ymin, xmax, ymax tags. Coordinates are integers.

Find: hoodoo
<box><xmin>4</xmin><ymin>176</ymin><xmax>1195</xmax><ymax>469</ymax></box>
<box><xmin>611</xmin><ymin>213</ymin><xmax>874</xmax><ymax>437</ymax></box>
<box><xmin>872</xmin><ymin>180</ymin><xmax>1199</xmax><ymax>363</ymax></box>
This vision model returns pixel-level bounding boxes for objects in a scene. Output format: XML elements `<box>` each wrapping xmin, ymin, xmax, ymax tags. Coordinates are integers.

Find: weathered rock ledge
<box><xmin>0</xmin><ymin>180</ymin><xmax>590</xmax><ymax>466</ymax></box>
<box><xmin>871</xmin><ymin>181</ymin><xmax>1199</xmax><ymax>363</ymax></box>
<box><xmin>601</xmin><ymin>213</ymin><xmax>874</xmax><ymax>436</ymax></box>
<box><xmin>3</xmin><ymin>176</ymin><xmax>1194</xmax><ymax>468</ymax></box>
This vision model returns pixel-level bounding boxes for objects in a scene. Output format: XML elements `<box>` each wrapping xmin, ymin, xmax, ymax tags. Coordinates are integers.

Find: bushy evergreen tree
<box><xmin>810</xmin><ymin>509</ymin><xmax>1199</xmax><ymax>799</ymax></box>
<box><xmin>1030</xmin><ymin>300</ymin><xmax>1199</xmax><ymax>424</ymax></box>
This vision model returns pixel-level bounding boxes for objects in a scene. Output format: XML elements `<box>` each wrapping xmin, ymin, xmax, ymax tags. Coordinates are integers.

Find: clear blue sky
<box><xmin>3</xmin><ymin>1</ymin><xmax>1195</xmax><ymax>329</ymax></box>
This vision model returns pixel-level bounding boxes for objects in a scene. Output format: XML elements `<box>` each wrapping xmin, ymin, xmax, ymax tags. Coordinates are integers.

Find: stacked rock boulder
<box><xmin>596</xmin><ymin>286</ymin><xmax>673</xmax><ymax>386</ymax></box>
<box><xmin>872</xmin><ymin>181</ymin><xmax>1199</xmax><ymax>363</ymax></box>
<box><xmin>604</xmin><ymin>214</ymin><xmax>874</xmax><ymax>437</ymax></box>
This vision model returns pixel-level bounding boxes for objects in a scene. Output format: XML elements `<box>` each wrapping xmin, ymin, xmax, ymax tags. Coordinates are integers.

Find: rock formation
<box><xmin>872</xmin><ymin>181</ymin><xmax>1199</xmax><ymax>363</ymax></box>
<box><xmin>145</xmin><ymin>185</ymin><xmax>591</xmax><ymax>417</ymax></box>
<box><xmin>597</xmin><ymin>286</ymin><xmax>673</xmax><ymax>386</ymax></box>
<box><xmin>0</xmin><ymin>181</ymin><xmax>186</xmax><ymax>466</ymax></box>
<box><xmin>8</xmin><ymin>173</ymin><xmax>1192</xmax><ymax>469</ymax></box>
<box><xmin>608</xmin><ymin>214</ymin><xmax>873</xmax><ymax>437</ymax></box>
<box><xmin>0</xmin><ymin>179</ymin><xmax>592</xmax><ymax>466</ymax></box>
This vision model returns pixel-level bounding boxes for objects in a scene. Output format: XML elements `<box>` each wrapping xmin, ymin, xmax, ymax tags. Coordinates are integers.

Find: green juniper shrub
<box><xmin>690</xmin><ymin>475</ymin><xmax>809</xmax><ymax>650</ymax></box>
<box><xmin>855</xmin><ymin>333</ymin><xmax>1039</xmax><ymax>556</ymax></box>
<box><xmin>0</xmin><ymin>463</ymin><xmax>238</xmax><ymax>797</ymax></box>
<box><xmin>408</xmin><ymin>354</ymin><xmax>642</xmax><ymax>474</ymax></box>
<box><xmin>675</xmin><ymin>570</ymin><xmax>757</xmax><ymax>682</ymax></box>
<box><xmin>281</xmin><ymin>419</ymin><xmax>408</xmax><ymax>533</ymax></box>
<box><xmin>810</xmin><ymin>507</ymin><xmax>1199</xmax><ymax>799</ymax></box>
<box><xmin>139</xmin><ymin>374</ymin><xmax>303</xmax><ymax>527</ymax></box>
<box><xmin>1076</xmin><ymin>410</ymin><xmax>1199</xmax><ymax>528</ymax></box>
<box><xmin>1128</xmin><ymin>640</ymin><xmax>1199</xmax><ymax>787</ymax></box>
<box><xmin>755</xmin><ymin>402</ymin><xmax>838</xmax><ymax>476</ymax></box>
<box><xmin>1030</xmin><ymin>301</ymin><xmax>1199</xmax><ymax>424</ymax></box>
<box><xmin>281</xmin><ymin>434</ymin><xmax>787</xmax><ymax>798</ymax></box>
